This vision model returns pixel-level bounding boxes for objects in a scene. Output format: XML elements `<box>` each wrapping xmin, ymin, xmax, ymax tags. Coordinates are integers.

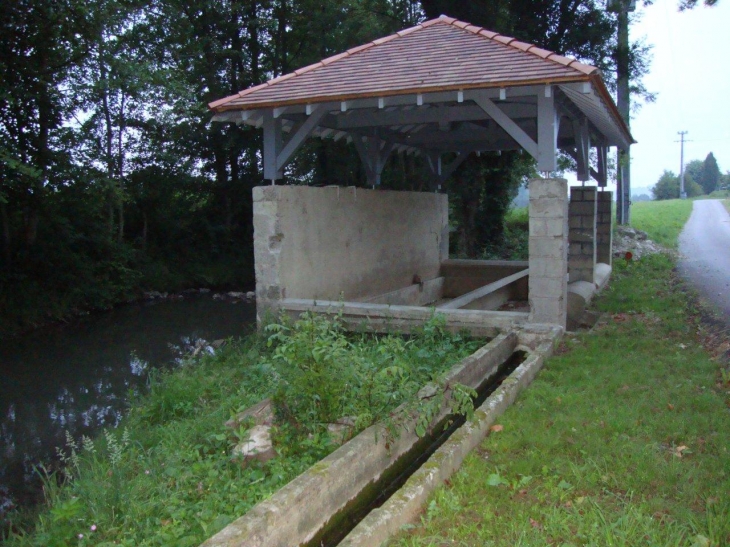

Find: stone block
<box><xmin>529</xmin><ymin>178</ymin><xmax>568</xmax><ymax>200</ymax></box>
<box><xmin>530</xmin><ymin>198</ymin><xmax>569</xmax><ymax>219</ymax></box>
<box><xmin>530</xmin><ymin>258</ymin><xmax>566</xmax><ymax>278</ymax></box>
<box><xmin>253</xmin><ymin>185</ymin><xmax>282</xmax><ymax>202</ymax></box>
<box><xmin>570</xmin><ymin>231</ymin><xmax>594</xmax><ymax>243</ymax></box>
<box><xmin>529</xmin><ymin>296</ymin><xmax>566</xmax><ymax>328</ymax></box>
<box><xmin>530</xmin><ymin>277</ymin><xmax>566</xmax><ymax>299</ymax></box>
<box><xmin>570</xmin><ymin>201</ymin><xmax>597</xmax><ymax>216</ymax></box>
<box><xmin>531</xmin><ymin>237</ymin><xmax>567</xmax><ymax>258</ymax></box>
<box><xmin>529</xmin><ymin>218</ymin><xmax>565</xmax><ymax>237</ymax></box>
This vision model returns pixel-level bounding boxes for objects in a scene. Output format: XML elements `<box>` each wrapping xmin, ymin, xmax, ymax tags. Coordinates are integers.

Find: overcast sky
<box><xmin>629</xmin><ymin>0</ymin><xmax>730</xmax><ymax>192</ymax></box>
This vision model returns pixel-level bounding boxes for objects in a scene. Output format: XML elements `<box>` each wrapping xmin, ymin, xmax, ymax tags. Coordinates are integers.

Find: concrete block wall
<box><xmin>568</xmin><ymin>186</ymin><xmax>597</xmax><ymax>283</ymax></box>
<box><xmin>253</xmin><ymin>185</ymin><xmax>449</xmax><ymax>321</ymax></box>
<box><xmin>528</xmin><ymin>178</ymin><xmax>568</xmax><ymax>329</ymax></box>
<box><xmin>596</xmin><ymin>190</ymin><xmax>613</xmax><ymax>265</ymax></box>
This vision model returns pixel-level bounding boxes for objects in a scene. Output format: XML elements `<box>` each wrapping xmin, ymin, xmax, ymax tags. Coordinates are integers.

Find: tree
<box><xmin>652</xmin><ymin>169</ymin><xmax>702</xmax><ymax>200</ymax></box>
<box><xmin>699</xmin><ymin>152</ymin><xmax>720</xmax><ymax>194</ymax></box>
<box><xmin>685</xmin><ymin>159</ymin><xmax>704</xmax><ymax>191</ymax></box>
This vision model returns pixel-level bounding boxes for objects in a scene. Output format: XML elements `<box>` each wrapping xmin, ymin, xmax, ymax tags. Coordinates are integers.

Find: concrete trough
<box><xmin>200</xmin><ymin>325</ymin><xmax>561</xmax><ymax>547</ymax></box>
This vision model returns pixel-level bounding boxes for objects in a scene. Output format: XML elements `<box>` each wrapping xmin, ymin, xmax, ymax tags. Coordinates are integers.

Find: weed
<box><xmin>4</xmin><ymin>314</ymin><xmax>481</xmax><ymax>546</ymax></box>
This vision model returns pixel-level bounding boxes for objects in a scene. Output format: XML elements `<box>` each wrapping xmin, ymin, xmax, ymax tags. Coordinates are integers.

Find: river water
<box><xmin>0</xmin><ymin>294</ymin><xmax>256</xmax><ymax>516</ymax></box>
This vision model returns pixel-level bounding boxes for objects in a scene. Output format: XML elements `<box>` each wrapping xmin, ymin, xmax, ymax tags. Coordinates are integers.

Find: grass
<box><xmin>389</xmin><ymin>202</ymin><xmax>730</xmax><ymax>547</ymax></box>
<box><xmin>630</xmin><ymin>199</ymin><xmax>694</xmax><ymax>249</ymax></box>
<box><xmin>3</xmin><ymin>317</ymin><xmax>481</xmax><ymax>546</ymax></box>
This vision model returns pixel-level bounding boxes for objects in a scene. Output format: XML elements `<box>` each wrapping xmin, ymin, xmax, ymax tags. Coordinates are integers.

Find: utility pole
<box><xmin>608</xmin><ymin>0</ymin><xmax>635</xmax><ymax>225</ymax></box>
<box><xmin>677</xmin><ymin>130</ymin><xmax>688</xmax><ymax>198</ymax></box>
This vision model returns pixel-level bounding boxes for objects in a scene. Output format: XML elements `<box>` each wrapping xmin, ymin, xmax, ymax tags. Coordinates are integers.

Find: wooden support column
<box><xmin>263</xmin><ymin>111</ymin><xmax>283</xmax><ymax>181</ymax></box>
<box><xmin>572</xmin><ymin>117</ymin><xmax>591</xmax><ymax>182</ymax></box>
<box><xmin>537</xmin><ymin>86</ymin><xmax>559</xmax><ymax>172</ymax></box>
<box><xmin>353</xmin><ymin>133</ymin><xmax>395</xmax><ymax>187</ymax></box>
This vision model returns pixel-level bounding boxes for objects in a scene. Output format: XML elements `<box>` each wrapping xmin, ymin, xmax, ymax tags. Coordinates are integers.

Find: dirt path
<box><xmin>678</xmin><ymin>199</ymin><xmax>730</xmax><ymax>319</ymax></box>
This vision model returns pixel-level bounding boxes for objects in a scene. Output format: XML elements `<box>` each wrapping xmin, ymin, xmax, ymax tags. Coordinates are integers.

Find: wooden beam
<box><xmin>472</xmin><ymin>92</ymin><xmax>538</xmax><ymax>159</ymax></box>
<box><xmin>275</xmin><ymin>103</ymin><xmax>328</xmax><ymax>171</ymax></box>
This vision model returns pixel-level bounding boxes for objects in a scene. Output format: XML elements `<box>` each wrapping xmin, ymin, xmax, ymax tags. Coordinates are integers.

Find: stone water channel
<box><xmin>0</xmin><ymin>293</ymin><xmax>256</xmax><ymax>518</ymax></box>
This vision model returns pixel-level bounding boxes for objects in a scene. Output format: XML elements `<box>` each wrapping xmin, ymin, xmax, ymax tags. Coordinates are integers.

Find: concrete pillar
<box><xmin>253</xmin><ymin>185</ymin><xmax>284</xmax><ymax>322</ymax></box>
<box><xmin>596</xmin><ymin>191</ymin><xmax>613</xmax><ymax>265</ymax></box>
<box><xmin>568</xmin><ymin>186</ymin><xmax>597</xmax><ymax>283</ymax></box>
<box><xmin>528</xmin><ymin>178</ymin><xmax>568</xmax><ymax>329</ymax></box>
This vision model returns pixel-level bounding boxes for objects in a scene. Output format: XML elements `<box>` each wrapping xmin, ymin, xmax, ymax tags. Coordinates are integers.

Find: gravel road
<box><xmin>678</xmin><ymin>199</ymin><xmax>730</xmax><ymax>319</ymax></box>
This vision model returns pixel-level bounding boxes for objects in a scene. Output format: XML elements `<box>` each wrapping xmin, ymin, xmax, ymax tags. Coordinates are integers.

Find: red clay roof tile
<box><xmin>511</xmin><ymin>41</ymin><xmax>532</xmax><ymax>51</ymax></box>
<box><xmin>568</xmin><ymin>61</ymin><xmax>596</xmax><ymax>75</ymax></box>
<box><xmin>493</xmin><ymin>35</ymin><xmax>515</xmax><ymax>45</ymax></box>
<box><xmin>209</xmin><ymin>16</ymin><xmax>601</xmax><ymax>112</ymax></box>
<box><xmin>527</xmin><ymin>46</ymin><xmax>553</xmax><ymax>58</ymax></box>
<box><xmin>546</xmin><ymin>53</ymin><xmax>573</xmax><ymax>66</ymax></box>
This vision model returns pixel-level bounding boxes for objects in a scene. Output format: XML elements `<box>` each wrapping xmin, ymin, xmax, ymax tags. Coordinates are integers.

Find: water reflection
<box><xmin>0</xmin><ymin>295</ymin><xmax>255</xmax><ymax>515</ymax></box>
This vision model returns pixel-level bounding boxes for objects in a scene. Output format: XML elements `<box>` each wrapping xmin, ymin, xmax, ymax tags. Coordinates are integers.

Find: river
<box><xmin>0</xmin><ymin>292</ymin><xmax>256</xmax><ymax>517</ymax></box>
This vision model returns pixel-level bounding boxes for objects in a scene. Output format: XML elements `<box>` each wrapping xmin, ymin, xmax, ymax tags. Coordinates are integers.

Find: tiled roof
<box><xmin>209</xmin><ymin>15</ymin><xmax>599</xmax><ymax>112</ymax></box>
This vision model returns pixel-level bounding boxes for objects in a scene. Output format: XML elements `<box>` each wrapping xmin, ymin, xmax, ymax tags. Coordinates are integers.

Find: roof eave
<box><xmin>589</xmin><ymin>73</ymin><xmax>636</xmax><ymax>145</ymax></box>
<box><xmin>209</xmin><ymin>76</ymin><xmax>593</xmax><ymax>113</ymax></box>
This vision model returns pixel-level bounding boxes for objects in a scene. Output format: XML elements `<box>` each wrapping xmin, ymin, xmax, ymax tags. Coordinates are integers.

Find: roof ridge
<box><xmin>434</xmin><ymin>14</ymin><xmax>598</xmax><ymax>76</ymax></box>
<box><xmin>208</xmin><ymin>14</ymin><xmax>597</xmax><ymax>111</ymax></box>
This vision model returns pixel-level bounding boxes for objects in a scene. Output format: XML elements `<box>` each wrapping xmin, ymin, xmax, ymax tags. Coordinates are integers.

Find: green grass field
<box><xmin>630</xmin><ymin>199</ymin><xmax>693</xmax><ymax>249</ymax></box>
<box><xmin>390</xmin><ymin>201</ymin><xmax>730</xmax><ymax>547</ymax></box>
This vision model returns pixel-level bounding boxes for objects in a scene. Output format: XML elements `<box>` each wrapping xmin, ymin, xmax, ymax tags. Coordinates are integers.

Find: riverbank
<box><xmin>0</xmin><ymin>256</ymin><xmax>254</xmax><ymax>342</ymax></box>
<box><xmin>390</xmin><ymin>199</ymin><xmax>730</xmax><ymax>546</ymax></box>
<box><xmin>2</xmin><ymin>314</ymin><xmax>482</xmax><ymax>545</ymax></box>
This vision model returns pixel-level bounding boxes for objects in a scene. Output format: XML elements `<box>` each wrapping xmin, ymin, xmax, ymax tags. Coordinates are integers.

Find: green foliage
<box><xmin>482</xmin><ymin>205</ymin><xmax>529</xmax><ymax>260</ymax></box>
<box><xmin>448</xmin><ymin>154</ymin><xmax>535</xmax><ymax>258</ymax></box>
<box><xmin>265</xmin><ymin>312</ymin><xmax>481</xmax><ymax>438</ymax></box>
<box><xmin>652</xmin><ymin>169</ymin><xmax>703</xmax><ymax>200</ymax></box>
<box><xmin>4</xmin><ymin>315</ymin><xmax>482</xmax><ymax>545</ymax></box>
<box><xmin>700</xmin><ymin>152</ymin><xmax>721</xmax><ymax>194</ymax></box>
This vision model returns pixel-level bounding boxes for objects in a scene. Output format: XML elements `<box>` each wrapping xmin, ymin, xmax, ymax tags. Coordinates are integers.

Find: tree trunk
<box><xmin>118</xmin><ymin>92</ymin><xmax>126</xmax><ymax>242</ymax></box>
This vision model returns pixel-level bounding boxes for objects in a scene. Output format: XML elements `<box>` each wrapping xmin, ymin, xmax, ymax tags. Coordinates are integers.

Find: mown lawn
<box><xmin>390</xmin><ymin>202</ymin><xmax>730</xmax><ymax>546</ymax></box>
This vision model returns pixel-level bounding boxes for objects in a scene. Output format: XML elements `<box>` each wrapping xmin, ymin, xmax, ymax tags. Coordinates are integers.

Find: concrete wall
<box><xmin>528</xmin><ymin>178</ymin><xmax>568</xmax><ymax>329</ymax></box>
<box><xmin>440</xmin><ymin>259</ymin><xmax>529</xmax><ymax>298</ymax></box>
<box><xmin>568</xmin><ymin>187</ymin><xmax>597</xmax><ymax>283</ymax></box>
<box><xmin>253</xmin><ymin>185</ymin><xmax>448</xmax><ymax>318</ymax></box>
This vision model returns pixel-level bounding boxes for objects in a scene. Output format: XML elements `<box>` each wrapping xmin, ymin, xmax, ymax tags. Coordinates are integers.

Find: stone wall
<box><xmin>568</xmin><ymin>186</ymin><xmax>597</xmax><ymax>283</ymax></box>
<box><xmin>253</xmin><ymin>185</ymin><xmax>448</xmax><ymax>319</ymax></box>
<box><xmin>528</xmin><ymin>178</ymin><xmax>568</xmax><ymax>329</ymax></box>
